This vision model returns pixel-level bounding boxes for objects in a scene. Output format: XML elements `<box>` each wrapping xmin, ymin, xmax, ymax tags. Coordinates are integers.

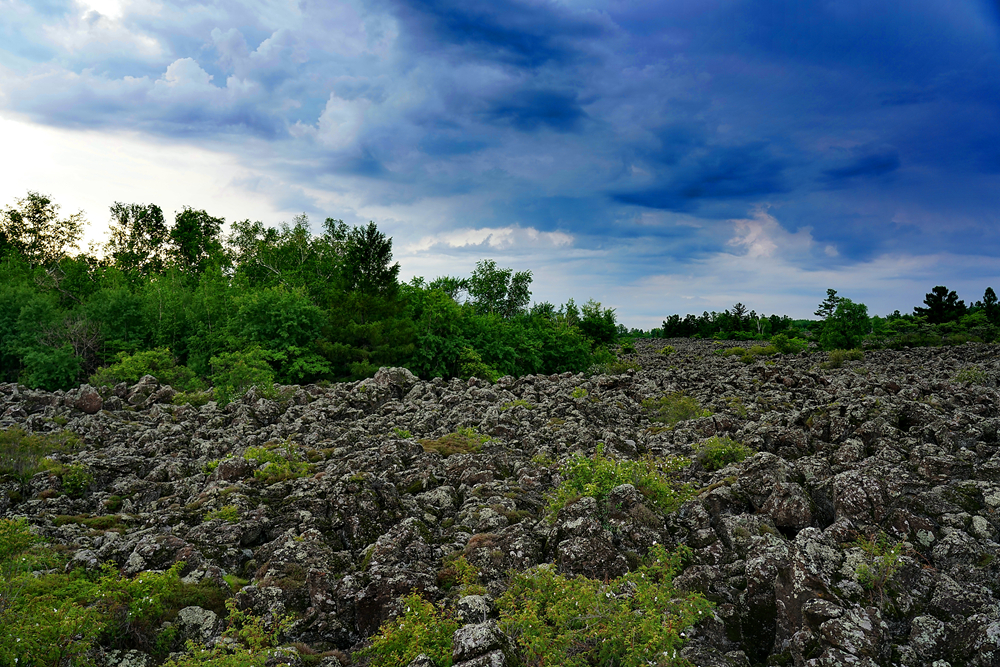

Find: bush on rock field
<box><xmin>1</xmin><ymin>340</ymin><xmax>1000</xmax><ymax>666</ymax></box>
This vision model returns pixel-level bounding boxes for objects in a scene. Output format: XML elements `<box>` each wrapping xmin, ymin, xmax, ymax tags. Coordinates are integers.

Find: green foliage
<box><xmin>954</xmin><ymin>366</ymin><xmax>989</xmax><ymax>385</ymax></box>
<box><xmin>90</xmin><ymin>347</ymin><xmax>200</xmax><ymax>391</ymax></box>
<box><xmin>643</xmin><ymin>393</ymin><xmax>710</xmax><ymax>427</ymax></box>
<box><xmin>0</xmin><ymin>427</ymin><xmax>80</xmax><ymax>482</ymax></box>
<box><xmin>244</xmin><ymin>439</ymin><xmax>309</xmax><ymax>483</ymax></box>
<box><xmin>499</xmin><ymin>399</ymin><xmax>534</xmax><ymax>411</ymax></box>
<box><xmin>361</xmin><ymin>592</ymin><xmax>459</xmax><ymax>667</ymax></box>
<box><xmin>769</xmin><ymin>333</ymin><xmax>808</xmax><ymax>354</ymax></box>
<box><xmin>162</xmin><ymin>598</ymin><xmax>294</xmax><ymax>667</ymax></box>
<box><xmin>819</xmin><ymin>298</ymin><xmax>869</xmax><ymax>350</ymax></box>
<box><xmin>658</xmin><ymin>345</ymin><xmax>676</xmax><ymax>355</ymax></box>
<box><xmin>497</xmin><ymin>545</ymin><xmax>713</xmax><ymax>667</ymax></box>
<box><xmin>693</xmin><ymin>437</ymin><xmax>754</xmax><ymax>471</ymax></box>
<box><xmin>822</xmin><ymin>348</ymin><xmax>864</xmax><ymax>369</ymax></box>
<box><xmin>392</xmin><ymin>427</ymin><xmax>413</xmax><ymax>439</ymax></box>
<box><xmin>420</xmin><ymin>428</ymin><xmax>490</xmax><ymax>457</ymax></box>
<box><xmin>61</xmin><ymin>464</ymin><xmax>92</xmax><ymax>497</ymax></box>
<box><xmin>547</xmin><ymin>444</ymin><xmax>692</xmax><ymax>519</ymax></box>
<box><xmin>204</xmin><ymin>505</ymin><xmax>240</xmax><ymax>524</ymax></box>
<box><xmin>21</xmin><ymin>343</ymin><xmax>82</xmax><ymax>391</ymax></box>
<box><xmin>438</xmin><ymin>554</ymin><xmax>485</xmax><ymax>596</ymax></box>
<box><xmin>0</xmin><ymin>191</ymin><xmax>84</xmax><ymax>266</ymax></box>
<box><xmin>571</xmin><ymin>387</ymin><xmax>588</xmax><ymax>399</ymax></box>
<box><xmin>852</xmin><ymin>533</ymin><xmax>905</xmax><ymax>603</ymax></box>
<box><xmin>209</xmin><ymin>347</ymin><xmax>276</xmax><ymax>407</ymax></box>
<box><xmin>173</xmin><ymin>390</ymin><xmax>214</xmax><ymax>407</ymax></box>
<box><xmin>466</xmin><ymin>259</ymin><xmax>532</xmax><ymax>319</ymax></box>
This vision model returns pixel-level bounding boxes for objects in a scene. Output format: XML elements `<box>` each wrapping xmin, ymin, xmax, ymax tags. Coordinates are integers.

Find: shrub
<box><xmin>61</xmin><ymin>463</ymin><xmax>92</xmax><ymax>497</ymax></box>
<box><xmin>770</xmin><ymin>334</ymin><xmax>808</xmax><ymax>355</ymax></box>
<box><xmin>420</xmin><ymin>428</ymin><xmax>490</xmax><ymax>458</ymax></box>
<box><xmin>851</xmin><ymin>532</ymin><xmax>905</xmax><ymax>604</ymax></box>
<box><xmin>0</xmin><ymin>427</ymin><xmax>81</xmax><ymax>482</ymax></box>
<box><xmin>392</xmin><ymin>427</ymin><xmax>413</xmax><ymax>439</ymax></box>
<box><xmin>90</xmin><ymin>347</ymin><xmax>201</xmax><ymax>391</ymax></box>
<box><xmin>163</xmin><ymin>597</ymin><xmax>293</xmax><ymax>667</ymax></box>
<box><xmin>823</xmin><ymin>348</ymin><xmax>863</xmax><ymax>369</ymax></box>
<box><xmin>954</xmin><ymin>366</ymin><xmax>989</xmax><ymax>385</ymax></box>
<box><xmin>619</xmin><ymin>343</ymin><xmax>636</xmax><ymax>355</ymax></box>
<box><xmin>547</xmin><ymin>444</ymin><xmax>692</xmax><ymax>519</ymax></box>
<box><xmin>693</xmin><ymin>437</ymin><xmax>754</xmax><ymax>471</ymax></box>
<box><xmin>204</xmin><ymin>505</ymin><xmax>240</xmax><ymax>524</ymax></box>
<box><xmin>497</xmin><ymin>545</ymin><xmax>713</xmax><ymax>667</ymax></box>
<box><xmin>209</xmin><ymin>347</ymin><xmax>276</xmax><ymax>407</ymax></box>
<box><xmin>658</xmin><ymin>345</ymin><xmax>676</xmax><ymax>355</ymax></box>
<box><xmin>172</xmin><ymin>390</ymin><xmax>214</xmax><ymax>407</ymax></box>
<box><xmin>571</xmin><ymin>387</ymin><xmax>588</xmax><ymax>399</ymax></box>
<box><xmin>643</xmin><ymin>393</ymin><xmax>710</xmax><ymax>427</ymax></box>
<box><xmin>244</xmin><ymin>439</ymin><xmax>309</xmax><ymax>484</ymax></box>
<box><xmin>437</xmin><ymin>554</ymin><xmax>485</xmax><ymax>596</ymax></box>
<box><xmin>360</xmin><ymin>591</ymin><xmax>459</xmax><ymax>667</ymax></box>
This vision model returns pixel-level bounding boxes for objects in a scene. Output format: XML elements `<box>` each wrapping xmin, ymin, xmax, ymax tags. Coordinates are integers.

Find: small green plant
<box><xmin>392</xmin><ymin>427</ymin><xmax>413</xmax><ymax>439</ymax></box>
<box><xmin>852</xmin><ymin>532</ymin><xmax>904</xmax><ymax>603</ymax></box>
<box><xmin>658</xmin><ymin>345</ymin><xmax>676</xmax><ymax>355</ymax></box>
<box><xmin>770</xmin><ymin>334</ymin><xmax>808</xmax><ymax>355</ymax></box>
<box><xmin>244</xmin><ymin>438</ymin><xmax>309</xmax><ymax>484</ymax></box>
<box><xmin>823</xmin><ymin>348</ymin><xmax>864</xmax><ymax>369</ymax></box>
<box><xmin>361</xmin><ymin>591</ymin><xmax>459</xmax><ymax>667</ymax></box>
<box><xmin>224</xmin><ymin>574</ymin><xmax>250</xmax><ymax>592</ymax></box>
<box><xmin>954</xmin><ymin>366</ymin><xmax>988</xmax><ymax>385</ymax></box>
<box><xmin>723</xmin><ymin>396</ymin><xmax>748</xmax><ymax>418</ymax></box>
<box><xmin>203</xmin><ymin>458</ymin><xmax>221</xmax><ymax>475</ymax></box>
<box><xmin>163</xmin><ymin>597</ymin><xmax>294</xmax><ymax>667</ymax></box>
<box><xmin>500</xmin><ymin>399</ymin><xmax>534</xmax><ymax>412</ymax></box>
<box><xmin>619</xmin><ymin>343</ymin><xmax>636</xmax><ymax>355</ymax></box>
<box><xmin>643</xmin><ymin>392</ymin><xmax>710</xmax><ymax>427</ymax></box>
<box><xmin>420</xmin><ymin>427</ymin><xmax>490</xmax><ymax>458</ymax></box>
<box><xmin>0</xmin><ymin>427</ymin><xmax>81</xmax><ymax>483</ymax></box>
<box><xmin>90</xmin><ymin>347</ymin><xmax>202</xmax><ymax>391</ymax></box>
<box><xmin>204</xmin><ymin>505</ymin><xmax>240</xmax><ymax>524</ymax></box>
<box><xmin>692</xmin><ymin>437</ymin><xmax>754</xmax><ymax>471</ymax></box>
<box><xmin>104</xmin><ymin>495</ymin><xmax>124</xmax><ymax>512</ymax></box>
<box><xmin>438</xmin><ymin>554</ymin><xmax>486</xmax><ymax>596</ymax></box>
<box><xmin>497</xmin><ymin>545</ymin><xmax>713</xmax><ymax>667</ymax></box>
<box><xmin>571</xmin><ymin>387</ymin><xmax>588</xmax><ymax>399</ymax></box>
<box><xmin>61</xmin><ymin>464</ymin><xmax>92</xmax><ymax>498</ymax></box>
<box><xmin>172</xmin><ymin>390</ymin><xmax>214</xmax><ymax>407</ymax></box>
<box><xmin>547</xmin><ymin>444</ymin><xmax>692</xmax><ymax>520</ymax></box>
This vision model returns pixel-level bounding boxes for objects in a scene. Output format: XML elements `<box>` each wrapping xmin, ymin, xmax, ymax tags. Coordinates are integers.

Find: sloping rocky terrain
<box><xmin>3</xmin><ymin>339</ymin><xmax>1000</xmax><ymax>666</ymax></box>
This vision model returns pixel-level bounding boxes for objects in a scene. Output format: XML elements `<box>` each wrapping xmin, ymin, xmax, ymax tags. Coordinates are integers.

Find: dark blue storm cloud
<box><xmin>1</xmin><ymin>0</ymin><xmax>999</xmax><ymax>311</ymax></box>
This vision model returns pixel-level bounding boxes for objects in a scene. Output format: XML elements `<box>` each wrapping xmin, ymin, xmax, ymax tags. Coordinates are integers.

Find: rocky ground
<box><xmin>2</xmin><ymin>339</ymin><xmax>1000</xmax><ymax>667</ymax></box>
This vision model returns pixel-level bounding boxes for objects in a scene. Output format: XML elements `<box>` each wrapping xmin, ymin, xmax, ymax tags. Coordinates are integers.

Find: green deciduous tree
<box><xmin>0</xmin><ymin>192</ymin><xmax>85</xmax><ymax>266</ymax></box>
<box><xmin>169</xmin><ymin>207</ymin><xmax>225</xmax><ymax>275</ymax></box>
<box><xmin>820</xmin><ymin>298</ymin><xmax>869</xmax><ymax>350</ymax></box>
<box><xmin>466</xmin><ymin>259</ymin><xmax>532</xmax><ymax>318</ymax></box>
<box><xmin>105</xmin><ymin>202</ymin><xmax>170</xmax><ymax>276</ymax></box>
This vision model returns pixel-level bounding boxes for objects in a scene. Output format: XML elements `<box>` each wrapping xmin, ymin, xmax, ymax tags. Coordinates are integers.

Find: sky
<box><xmin>1</xmin><ymin>0</ymin><xmax>999</xmax><ymax>328</ymax></box>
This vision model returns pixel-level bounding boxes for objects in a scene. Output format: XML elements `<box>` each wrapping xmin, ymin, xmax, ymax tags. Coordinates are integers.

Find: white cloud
<box><xmin>407</xmin><ymin>225</ymin><xmax>574</xmax><ymax>253</ymax></box>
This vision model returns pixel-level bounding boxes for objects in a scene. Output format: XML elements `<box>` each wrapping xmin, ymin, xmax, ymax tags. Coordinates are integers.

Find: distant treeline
<box><xmin>2</xmin><ymin>191</ymin><xmax>996</xmax><ymax>395</ymax></box>
<box><xmin>0</xmin><ymin>192</ymin><xmax>620</xmax><ymax>393</ymax></box>
<box><xmin>633</xmin><ymin>286</ymin><xmax>1000</xmax><ymax>351</ymax></box>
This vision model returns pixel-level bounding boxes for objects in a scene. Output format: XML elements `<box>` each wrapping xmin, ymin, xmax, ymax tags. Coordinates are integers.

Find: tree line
<box><xmin>650</xmin><ymin>286</ymin><xmax>1000</xmax><ymax>350</ymax></box>
<box><xmin>0</xmin><ymin>191</ymin><xmax>619</xmax><ymax>393</ymax></box>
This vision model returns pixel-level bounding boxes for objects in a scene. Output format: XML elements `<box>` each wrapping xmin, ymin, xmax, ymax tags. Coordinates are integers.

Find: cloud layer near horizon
<box><xmin>1</xmin><ymin>0</ymin><xmax>999</xmax><ymax>325</ymax></box>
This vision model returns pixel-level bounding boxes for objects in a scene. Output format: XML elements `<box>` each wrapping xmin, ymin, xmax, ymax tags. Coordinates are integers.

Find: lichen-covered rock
<box><xmin>3</xmin><ymin>343</ymin><xmax>1000</xmax><ymax>665</ymax></box>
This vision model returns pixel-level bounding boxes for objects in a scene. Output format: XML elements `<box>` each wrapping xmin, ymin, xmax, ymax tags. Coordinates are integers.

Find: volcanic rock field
<box><xmin>3</xmin><ymin>339</ymin><xmax>1000</xmax><ymax>666</ymax></box>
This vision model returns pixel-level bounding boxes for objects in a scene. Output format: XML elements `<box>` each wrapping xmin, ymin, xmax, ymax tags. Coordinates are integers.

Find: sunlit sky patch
<box><xmin>1</xmin><ymin>0</ymin><xmax>998</xmax><ymax>327</ymax></box>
